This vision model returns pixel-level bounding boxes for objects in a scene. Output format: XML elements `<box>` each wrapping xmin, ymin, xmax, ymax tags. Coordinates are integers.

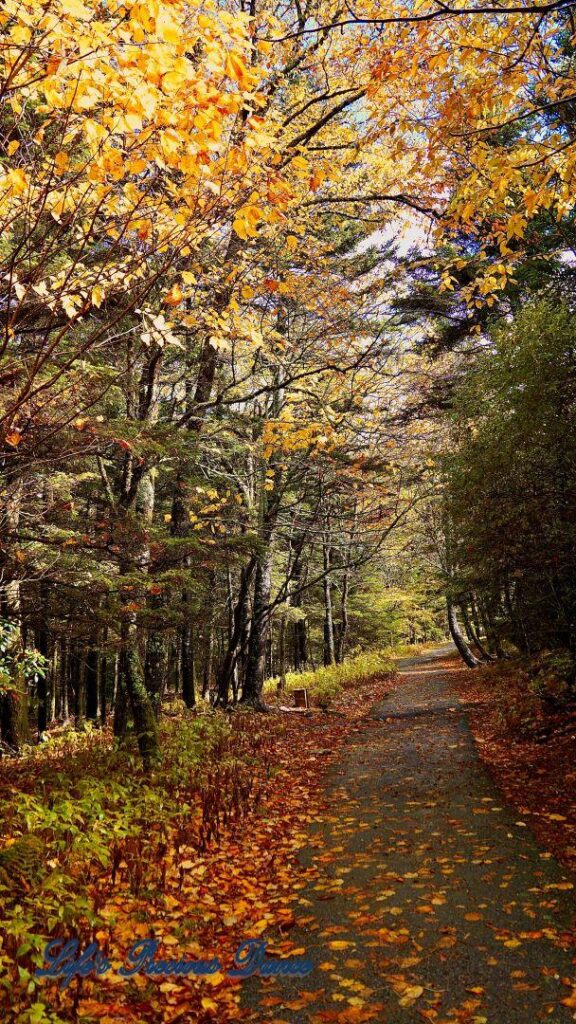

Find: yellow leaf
<box><xmin>225</xmin><ymin>52</ymin><xmax>249</xmax><ymax>85</ymax></box>
<box><xmin>156</xmin><ymin>9</ymin><xmax>180</xmax><ymax>43</ymax></box>
<box><xmin>60</xmin><ymin>0</ymin><xmax>90</xmax><ymax>18</ymax></box>
<box><xmin>91</xmin><ymin>285</ymin><xmax>105</xmax><ymax>308</ymax></box>
<box><xmin>204</xmin><ymin>971</ymin><xmax>225</xmax><ymax>986</ymax></box>
<box><xmin>506</xmin><ymin>214</ymin><xmax>527</xmax><ymax>241</ymax></box>
<box><xmin>233</xmin><ymin>218</ymin><xmax>249</xmax><ymax>241</ymax></box>
<box><xmin>7</xmin><ymin>169</ymin><xmax>28</xmax><ymax>195</ymax></box>
<box><xmin>159</xmin><ymin>981</ymin><xmax>179</xmax><ymax>993</ymax></box>
<box><xmin>405</xmin><ymin>986</ymin><xmax>424</xmax><ymax>999</ymax></box>
<box><xmin>162</xmin><ymin>70</ymin><xmax>188</xmax><ymax>93</ymax></box>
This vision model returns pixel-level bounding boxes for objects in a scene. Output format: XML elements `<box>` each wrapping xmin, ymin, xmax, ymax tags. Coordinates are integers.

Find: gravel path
<box><xmin>242</xmin><ymin>650</ymin><xmax>576</xmax><ymax>1023</ymax></box>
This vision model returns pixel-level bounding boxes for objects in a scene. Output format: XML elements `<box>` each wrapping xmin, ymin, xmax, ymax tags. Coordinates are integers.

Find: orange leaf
<box><xmin>164</xmin><ymin>283</ymin><xmax>183</xmax><ymax>306</ymax></box>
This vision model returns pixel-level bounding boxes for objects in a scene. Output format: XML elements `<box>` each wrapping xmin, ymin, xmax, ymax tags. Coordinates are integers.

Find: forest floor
<box><xmin>241</xmin><ymin>649</ymin><xmax>576</xmax><ymax>1024</ymax></box>
<box><xmin>454</xmin><ymin>659</ymin><xmax>576</xmax><ymax>876</ymax></box>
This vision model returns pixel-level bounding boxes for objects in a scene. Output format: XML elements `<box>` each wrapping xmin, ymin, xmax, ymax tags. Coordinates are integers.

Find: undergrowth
<box><xmin>0</xmin><ymin>714</ymin><xmax>274</xmax><ymax>1020</ymax></box>
<box><xmin>477</xmin><ymin>650</ymin><xmax>574</xmax><ymax>738</ymax></box>
<box><xmin>266</xmin><ymin>648</ymin><xmax>397</xmax><ymax>708</ymax></box>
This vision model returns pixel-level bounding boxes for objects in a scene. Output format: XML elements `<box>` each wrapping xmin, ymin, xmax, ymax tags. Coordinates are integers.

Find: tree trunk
<box><xmin>293</xmin><ymin>614</ymin><xmax>307</xmax><ymax>672</ymax></box>
<box><xmin>291</xmin><ymin>551</ymin><xmax>308</xmax><ymax>672</ymax></box>
<box><xmin>74</xmin><ymin>649</ymin><xmax>86</xmax><ymax>726</ymax></box>
<box><xmin>202</xmin><ymin>577</ymin><xmax>216</xmax><ymax>700</ymax></box>
<box><xmin>123</xmin><ymin>623</ymin><xmax>159</xmax><ymax>771</ymax></box>
<box><xmin>144</xmin><ymin>630</ymin><xmax>166</xmax><ymax>715</ymax></box>
<box><xmin>337</xmin><ymin>567</ymin><xmax>350</xmax><ymax>664</ymax></box>
<box><xmin>461</xmin><ymin>598</ymin><xmax>494</xmax><ymax>662</ymax></box>
<box><xmin>336</xmin><ymin>503</ymin><xmax>356</xmax><ymax>664</ymax></box>
<box><xmin>0</xmin><ymin>475</ymin><xmax>30</xmax><ymax>749</ymax></box>
<box><xmin>85</xmin><ymin>646</ymin><xmax>99</xmax><ymax>721</ymax></box>
<box><xmin>323</xmin><ymin>536</ymin><xmax>336</xmax><ymax>667</ymax></box>
<box><xmin>447</xmin><ymin>600</ymin><xmax>480</xmax><ymax>668</ymax></box>
<box><xmin>277</xmin><ymin>608</ymin><xmax>287</xmax><ymax>691</ymax></box>
<box><xmin>242</xmin><ymin>548</ymin><xmax>274</xmax><ymax>708</ymax></box>
<box><xmin>470</xmin><ymin>594</ymin><xmax>483</xmax><ymax>639</ymax></box>
<box><xmin>59</xmin><ymin>639</ymin><xmax>69</xmax><ymax>721</ymax></box>
<box><xmin>503</xmin><ymin>581</ymin><xmax>529</xmax><ymax>654</ymax></box>
<box><xmin>216</xmin><ymin>560</ymin><xmax>255</xmax><ymax>705</ymax></box>
<box><xmin>113</xmin><ymin>662</ymin><xmax>128</xmax><ymax>739</ymax></box>
<box><xmin>49</xmin><ymin>642</ymin><xmax>58</xmax><ymax>724</ymax></box>
<box><xmin>1</xmin><ymin>664</ymin><xmax>30</xmax><ymax>750</ymax></box>
<box><xmin>34</xmin><ymin>589</ymin><xmax>49</xmax><ymax>735</ymax></box>
<box><xmin>100</xmin><ymin>653</ymin><xmax>107</xmax><ymax>726</ymax></box>
<box><xmin>479</xmin><ymin>595</ymin><xmax>504</xmax><ymax>658</ymax></box>
<box><xmin>181</xmin><ymin>622</ymin><xmax>196</xmax><ymax>708</ymax></box>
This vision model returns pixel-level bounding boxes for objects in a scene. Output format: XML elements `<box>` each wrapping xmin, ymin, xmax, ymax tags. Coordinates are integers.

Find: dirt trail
<box><xmin>242</xmin><ymin>649</ymin><xmax>576</xmax><ymax>1023</ymax></box>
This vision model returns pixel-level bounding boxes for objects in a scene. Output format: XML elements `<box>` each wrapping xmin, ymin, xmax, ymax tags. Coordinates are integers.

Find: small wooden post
<box><xmin>293</xmin><ymin>687</ymin><xmax>308</xmax><ymax>708</ymax></box>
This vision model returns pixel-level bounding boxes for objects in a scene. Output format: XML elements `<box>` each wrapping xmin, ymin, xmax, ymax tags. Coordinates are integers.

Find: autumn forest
<box><xmin>1</xmin><ymin>0</ymin><xmax>575</xmax><ymax>1020</ymax></box>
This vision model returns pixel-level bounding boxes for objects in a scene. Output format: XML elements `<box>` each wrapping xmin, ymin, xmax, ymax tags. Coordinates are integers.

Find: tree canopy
<box><xmin>1</xmin><ymin>0</ymin><xmax>575</xmax><ymax>761</ymax></box>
